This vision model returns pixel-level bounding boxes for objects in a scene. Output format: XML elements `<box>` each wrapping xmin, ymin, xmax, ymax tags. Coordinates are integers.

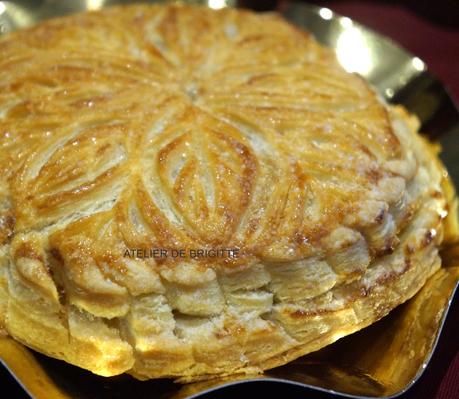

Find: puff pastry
<box><xmin>0</xmin><ymin>3</ymin><xmax>455</xmax><ymax>382</ymax></box>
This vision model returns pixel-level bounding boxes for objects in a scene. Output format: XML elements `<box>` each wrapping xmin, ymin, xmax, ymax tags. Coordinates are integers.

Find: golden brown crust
<box><xmin>0</xmin><ymin>4</ymin><xmax>454</xmax><ymax>381</ymax></box>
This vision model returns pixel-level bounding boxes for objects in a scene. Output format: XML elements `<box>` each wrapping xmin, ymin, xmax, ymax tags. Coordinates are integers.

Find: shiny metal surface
<box><xmin>0</xmin><ymin>1</ymin><xmax>458</xmax><ymax>398</ymax></box>
<box><xmin>282</xmin><ymin>3</ymin><xmax>459</xmax><ymax>188</ymax></box>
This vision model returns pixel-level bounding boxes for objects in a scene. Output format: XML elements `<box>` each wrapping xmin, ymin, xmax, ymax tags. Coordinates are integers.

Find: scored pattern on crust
<box><xmin>0</xmin><ymin>4</ymin><xmax>450</xmax><ymax>381</ymax></box>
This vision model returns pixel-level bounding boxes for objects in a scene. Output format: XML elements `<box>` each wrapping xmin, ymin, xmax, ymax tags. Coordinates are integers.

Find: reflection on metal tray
<box><xmin>281</xmin><ymin>2</ymin><xmax>459</xmax><ymax>189</ymax></box>
<box><xmin>0</xmin><ymin>1</ymin><xmax>458</xmax><ymax>399</ymax></box>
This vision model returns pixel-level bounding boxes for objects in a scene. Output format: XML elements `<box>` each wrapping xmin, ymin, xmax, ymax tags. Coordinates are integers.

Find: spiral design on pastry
<box><xmin>0</xmin><ymin>4</ymin><xmax>453</xmax><ymax>381</ymax></box>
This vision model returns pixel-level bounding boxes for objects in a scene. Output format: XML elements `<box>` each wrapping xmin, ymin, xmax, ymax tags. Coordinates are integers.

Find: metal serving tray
<box><xmin>1</xmin><ymin>1</ymin><xmax>458</xmax><ymax>398</ymax></box>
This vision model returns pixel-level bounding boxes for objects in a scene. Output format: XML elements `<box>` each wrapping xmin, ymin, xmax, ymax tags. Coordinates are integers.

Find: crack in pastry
<box><xmin>0</xmin><ymin>3</ymin><xmax>456</xmax><ymax>381</ymax></box>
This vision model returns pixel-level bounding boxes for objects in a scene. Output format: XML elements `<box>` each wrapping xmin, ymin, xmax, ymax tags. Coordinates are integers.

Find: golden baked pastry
<box><xmin>0</xmin><ymin>3</ymin><xmax>455</xmax><ymax>382</ymax></box>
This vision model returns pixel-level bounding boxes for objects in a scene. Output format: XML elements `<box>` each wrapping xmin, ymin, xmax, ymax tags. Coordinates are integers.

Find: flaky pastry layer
<box><xmin>0</xmin><ymin>4</ymin><xmax>455</xmax><ymax>381</ymax></box>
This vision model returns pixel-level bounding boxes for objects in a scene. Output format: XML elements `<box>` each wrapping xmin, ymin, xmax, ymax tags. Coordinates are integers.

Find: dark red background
<box><xmin>307</xmin><ymin>1</ymin><xmax>459</xmax><ymax>104</ymax></box>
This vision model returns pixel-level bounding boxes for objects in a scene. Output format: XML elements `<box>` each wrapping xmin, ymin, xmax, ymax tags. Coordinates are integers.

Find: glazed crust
<box><xmin>0</xmin><ymin>4</ymin><xmax>453</xmax><ymax>381</ymax></box>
